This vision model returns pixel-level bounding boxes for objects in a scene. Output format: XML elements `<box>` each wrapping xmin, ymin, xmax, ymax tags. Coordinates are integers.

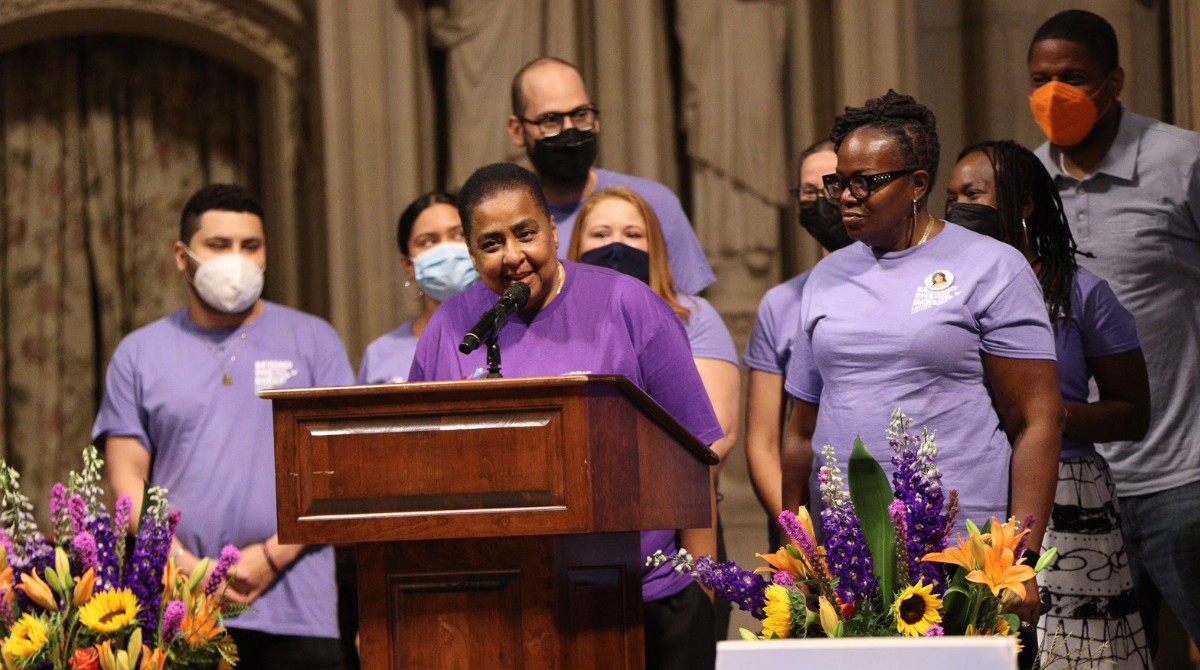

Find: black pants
<box><xmin>644</xmin><ymin>582</ymin><xmax>717</xmax><ymax>670</ymax></box>
<box><xmin>225</xmin><ymin>628</ymin><xmax>340</xmax><ymax>670</ymax></box>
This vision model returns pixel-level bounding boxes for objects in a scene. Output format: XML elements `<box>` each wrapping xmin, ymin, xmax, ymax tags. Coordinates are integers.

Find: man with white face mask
<box><xmin>92</xmin><ymin>184</ymin><xmax>353</xmax><ymax>670</ymax></box>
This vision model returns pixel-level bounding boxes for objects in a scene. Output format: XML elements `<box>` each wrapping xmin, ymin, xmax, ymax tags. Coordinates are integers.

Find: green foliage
<box><xmin>847</xmin><ymin>436</ymin><xmax>897</xmax><ymax>609</ymax></box>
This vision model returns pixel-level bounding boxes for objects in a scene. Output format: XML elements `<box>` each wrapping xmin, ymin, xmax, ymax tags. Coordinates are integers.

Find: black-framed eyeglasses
<box><xmin>823</xmin><ymin>170</ymin><xmax>913</xmax><ymax>200</ymax></box>
<box><xmin>519</xmin><ymin>105</ymin><xmax>599</xmax><ymax>137</ymax></box>
<box><xmin>789</xmin><ymin>186</ymin><xmax>828</xmax><ymax>205</ymax></box>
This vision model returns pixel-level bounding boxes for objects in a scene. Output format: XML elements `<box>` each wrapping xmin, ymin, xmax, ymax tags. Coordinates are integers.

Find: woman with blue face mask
<box><xmin>357</xmin><ymin>192</ymin><xmax>479</xmax><ymax>384</ymax></box>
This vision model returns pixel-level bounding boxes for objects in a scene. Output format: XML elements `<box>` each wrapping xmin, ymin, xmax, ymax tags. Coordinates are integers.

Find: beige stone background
<box><xmin>0</xmin><ymin>0</ymin><xmax>1198</xmax><ymax>667</ymax></box>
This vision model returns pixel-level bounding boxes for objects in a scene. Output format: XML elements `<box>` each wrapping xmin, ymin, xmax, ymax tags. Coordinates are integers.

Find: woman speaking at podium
<box><xmin>408</xmin><ymin>162</ymin><xmax>724</xmax><ymax>670</ymax></box>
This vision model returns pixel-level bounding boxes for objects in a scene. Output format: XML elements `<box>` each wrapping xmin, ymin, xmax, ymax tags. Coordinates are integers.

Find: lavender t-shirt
<box><xmin>1055</xmin><ymin>268</ymin><xmax>1141</xmax><ymax>459</ymax></box>
<box><xmin>92</xmin><ymin>302</ymin><xmax>354</xmax><ymax>639</ymax></box>
<box><xmin>409</xmin><ymin>261</ymin><xmax>723</xmax><ymax>602</ymax></box>
<box><xmin>357</xmin><ymin>318</ymin><xmax>418</xmax><ymax>384</ymax></box>
<box><xmin>551</xmin><ymin>169</ymin><xmax>716</xmax><ymax>295</ymax></box>
<box><xmin>681</xmin><ymin>294</ymin><xmax>739</xmax><ymax>365</ymax></box>
<box><xmin>785</xmin><ymin>224</ymin><xmax>1057</xmax><ymax>534</ymax></box>
<box><xmin>744</xmin><ymin>271</ymin><xmax>811</xmax><ymax>375</ymax></box>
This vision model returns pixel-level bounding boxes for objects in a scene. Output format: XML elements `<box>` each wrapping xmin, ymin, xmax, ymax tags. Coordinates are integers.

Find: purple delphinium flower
<box><xmin>924</xmin><ymin>624</ymin><xmax>945</xmax><ymax>637</ymax></box>
<box><xmin>123</xmin><ymin>487</ymin><xmax>173</xmax><ymax>634</ymax></box>
<box><xmin>887</xmin><ymin>410</ymin><xmax>951</xmax><ymax>591</ymax></box>
<box><xmin>690</xmin><ymin>558</ymin><xmax>768</xmax><ymax>620</ymax></box>
<box><xmin>88</xmin><ymin>514</ymin><xmax>121</xmax><ymax>591</ymax></box>
<box><xmin>160</xmin><ymin>599</ymin><xmax>186</xmax><ymax>642</ymax></box>
<box><xmin>206</xmin><ymin>545</ymin><xmax>241</xmax><ymax>596</ymax></box>
<box><xmin>818</xmin><ymin>446</ymin><xmax>878</xmax><ymax>603</ymax></box>
<box><xmin>68</xmin><ymin>494</ymin><xmax>88</xmax><ymax>536</ymax></box>
<box><xmin>114</xmin><ymin>495</ymin><xmax>132</xmax><ymax>538</ymax></box>
<box><xmin>72</xmin><ymin>531</ymin><xmax>99</xmax><ymax>573</ymax></box>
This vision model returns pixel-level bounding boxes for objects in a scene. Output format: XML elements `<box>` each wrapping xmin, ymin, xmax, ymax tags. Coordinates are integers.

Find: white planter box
<box><xmin>717</xmin><ymin>636</ymin><xmax>1018</xmax><ymax>670</ymax></box>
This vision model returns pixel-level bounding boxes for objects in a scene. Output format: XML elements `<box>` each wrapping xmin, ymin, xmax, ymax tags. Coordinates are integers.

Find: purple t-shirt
<box><xmin>551</xmin><ymin>169</ymin><xmax>716</xmax><ymax>295</ymax></box>
<box><xmin>681</xmin><ymin>294</ymin><xmax>739</xmax><ymax>365</ymax></box>
<box><xmin>357</xmin><ymin>318</ymin><xmax>418</xmax><ymax>384</ymax></box>
<box><xmin>408</xmin><ymin>261</ymin><xmax>723</xmax><ymax>602</ymax></box>
<box><xmin>1055</xmin><ymin>268</ymin><xmax>1141</xmax><ymax>459</ymax></box>
<box><xmin>744</xmin><ymin>271</ymin><xmax>811</xmax><ymax>375</ymax></box>
<box><xmin>784</xmin><ymin>224</ymin><xmax>1057</xmax><ymax>534</ymax></box>
<box><xmin>91</xmin><ymin>302</ymin><xmax>354</xmax><ymax>639</ymax></box>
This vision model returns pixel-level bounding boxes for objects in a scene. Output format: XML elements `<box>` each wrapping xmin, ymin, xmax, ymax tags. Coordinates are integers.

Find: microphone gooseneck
<box><xmin>459</xmin><ymin>281</ymin><xmax>532</xmax><ymax>354</ymax></box>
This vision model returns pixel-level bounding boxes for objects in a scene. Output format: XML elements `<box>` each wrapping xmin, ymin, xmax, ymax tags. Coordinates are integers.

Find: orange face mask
<box><xmin>1028</xmin><ymin>80</ymin><xmax>1110</xmax><ymax>147</ymax></box>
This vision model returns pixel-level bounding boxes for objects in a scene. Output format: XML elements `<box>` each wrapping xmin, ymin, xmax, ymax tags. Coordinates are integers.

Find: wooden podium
<box><xmin>262</xmin><ymin>375</ymin><xmax>717</xmax><ymax>670</ymax></box>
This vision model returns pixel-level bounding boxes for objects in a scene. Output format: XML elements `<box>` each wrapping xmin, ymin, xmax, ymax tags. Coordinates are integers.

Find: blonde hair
<box><xmin>567</xmin><ymin>186</ymin><xmax>690</xmax><ymax>320</ymax></box>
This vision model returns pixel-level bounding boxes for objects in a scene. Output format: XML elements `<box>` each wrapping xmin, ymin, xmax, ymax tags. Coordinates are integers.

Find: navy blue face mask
<box><xmin>578</xmin><ymin>242</ymin><xmax>651</xmax><ymax>285</ymax></box>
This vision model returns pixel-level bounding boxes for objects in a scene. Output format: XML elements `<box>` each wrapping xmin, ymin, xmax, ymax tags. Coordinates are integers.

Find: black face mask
<box><xmin>579</xmin><ymin>242</ymin><xmax>651</xmax><ymax>285</ymax></box>
<box><xmin>528</xmin><ymin>128</ymin><xmax>598</xmax><ymax>188</ymax></box>
<box><xmin>946</xmin><ymin>202</ymin><xmax>1003</xmax><ymax>241</ymax></box>
<box><xmin>799</xmin><ymin>196</ymin><xmax>853</xmax><ymax>252</ymax></box>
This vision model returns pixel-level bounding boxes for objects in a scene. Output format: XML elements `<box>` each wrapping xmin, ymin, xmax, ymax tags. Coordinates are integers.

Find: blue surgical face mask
<box><xmin>412</xmin><ymin>242</ymin><xmax>479</xmax><ymax>301</ymax></box>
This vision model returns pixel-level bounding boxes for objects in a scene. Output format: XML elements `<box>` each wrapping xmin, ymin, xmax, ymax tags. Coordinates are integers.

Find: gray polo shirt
<box><xmin>1036</xmin><ymin>104</ymin><xmax>1200</xmax><ymax>496</ymax></box>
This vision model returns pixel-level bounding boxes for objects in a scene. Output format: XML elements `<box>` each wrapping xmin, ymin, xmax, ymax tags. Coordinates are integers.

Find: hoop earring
<box><xmin>403</xmin><ymin>279</ymin><xmax>425</xmax><ymax>299</ymax></box>
<box><xmin>1021</xmin><ymin>218</ymin><xmax>1028</xmax><ymax>231</ymax></box>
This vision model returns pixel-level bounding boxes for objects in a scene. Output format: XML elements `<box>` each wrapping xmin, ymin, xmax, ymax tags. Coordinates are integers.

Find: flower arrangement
<box><xmin>0</xmin><ymin>446</ymin><xmax>245</xmax><ymax>669</ymax></box>
<box><xmin>651</xmin><ymin>409</ymin><xmax>1056</xmax><ymax>642</ymax></box>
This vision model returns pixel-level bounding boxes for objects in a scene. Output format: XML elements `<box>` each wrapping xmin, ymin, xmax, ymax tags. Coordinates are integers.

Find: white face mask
<box><xmin>183</xmin><ymin>246</ymin><xmax>265</xmax><ymax>314</ymax></box>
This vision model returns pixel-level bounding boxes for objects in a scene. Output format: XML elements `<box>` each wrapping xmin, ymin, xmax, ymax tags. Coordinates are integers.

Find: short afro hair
<box><xmin>179</xmin><ymin>184</ymin><xmax>264</xmax><ymax>244</ymax></box>
<box><xmin>829</xmin><ymin>89</ymin><xmax>941</xmax><ymax>187</ymax></box>
<box><xmin>457</xmin><ymin>163</ymin><xmax>551</xmax><ymax>242</ymax></box>
<box><xmin>396</xmin><ymin>191</ymin><xmax>456</xmax><ymax>256</ymax></box>
<box><xmin>1029</xmin><ymin>9</ymin><xmax>1119</xmax><ymax>73</ymax></box>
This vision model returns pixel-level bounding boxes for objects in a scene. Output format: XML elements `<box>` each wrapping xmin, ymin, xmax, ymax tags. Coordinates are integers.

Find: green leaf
<box><xmin>136</xmin><ymin>478</ymin><xmax>153</xmax><ymax>532</ymax></box>
<box><xmin>998</xmin><ymin>613</ymin><xmax>1021</xmax><ymax>635</ymax></box>
<box><xmin>785</xmin><ymin>544</ymin><xmax>802</xmax><ymax>559</ymax></box>
<box><xmin>940</xmin><ymin>565</ymin><xmax>973</xmax><ymax>635</ymax></box>
<box><xmin>846</xmin><ymin>436</ymin><xmax>896</xmax><ymax>609</ymax></box>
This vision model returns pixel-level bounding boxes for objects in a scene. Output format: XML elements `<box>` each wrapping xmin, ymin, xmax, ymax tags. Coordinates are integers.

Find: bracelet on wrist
<box><xmin>262</xmin><ymin>543</ymin><xmax>282</xmax><ymax>576</ymax></box>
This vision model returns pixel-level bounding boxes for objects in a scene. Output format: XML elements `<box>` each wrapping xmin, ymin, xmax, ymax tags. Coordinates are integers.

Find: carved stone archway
<box><xmin>0</xmin><ymin>0</ymin><xmax>310</xmax><ymax>309</ymax></box>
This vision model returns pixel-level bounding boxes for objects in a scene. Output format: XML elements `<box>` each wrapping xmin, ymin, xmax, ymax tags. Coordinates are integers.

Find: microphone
<box><xmin>459</xmin><ymin>282</ymin><xmax>532</xmax><ymax>354</ymax></box>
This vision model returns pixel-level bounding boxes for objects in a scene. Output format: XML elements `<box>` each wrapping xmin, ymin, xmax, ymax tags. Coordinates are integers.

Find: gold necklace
<box><xmin>915</xmin><ymin>215</ymin><xmax>935</xmax><ymax>245</ymax></box>
<box><xmin>198</xmin><ymin>331</ymin><xmax>248</xmax><ymax>385</ymax></box>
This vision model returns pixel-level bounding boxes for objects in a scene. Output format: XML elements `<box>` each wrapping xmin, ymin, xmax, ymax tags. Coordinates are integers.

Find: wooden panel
<box><xmin>557</xmin><ymin>533</ymin><xmax>644</xmax><ymax>670</ymax></box>
<box><xmin>391</xmin><ymin>572</ymin><xmax>524</xmax><ymax>670</ymax></box>
<box><xmin>637</xmin><ymin>409</ymin><xmax>712</xmax><ymax>532</ymax></box>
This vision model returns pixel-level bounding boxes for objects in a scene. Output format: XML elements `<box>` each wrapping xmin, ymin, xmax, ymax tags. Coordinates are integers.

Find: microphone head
<box><xmin>504</xmin><ymin>281</ymin><xmax>532</xmax><ymax>308</ymax></box>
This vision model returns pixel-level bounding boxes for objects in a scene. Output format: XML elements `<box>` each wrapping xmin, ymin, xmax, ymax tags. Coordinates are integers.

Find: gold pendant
<box><xmin>223</xmin><ymin>373</ymin><xmax>232</xmax><ymax>386</ymax></box>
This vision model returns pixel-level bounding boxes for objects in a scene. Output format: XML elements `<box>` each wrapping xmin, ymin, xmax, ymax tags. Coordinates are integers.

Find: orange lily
<box><xmin>74</xmin><ymin>568</ymin><xmax>97</xmax><ymax>606</ymax></box>
<box><xmin>985</xmin><ymin>517</ymin><xmax>1029</xmax><ymax>553</ymax></box>
<box><xmin>138</xmin><ymin>647</ymin><xmax>167</xmax><ymax>670</ymax></box>
<box><xmin>181</xmin><ymin>599</ymin><xmax>223</xmax><ymax>646</ymax></box>
<box><xmin>755</xmin><ymin>545</ymin><xmax>814</xmax><ymax>580</ymax></box>
<box><xmin>15</xmin><ymin>570</ymin><xmax>57</xmax><ymax>610</ymax></box>
<box><xmin>95</xmin><ymin>641</ymin><xmax>117</xmax><ymax>670</ymax></box>
<box><xmin>966</xmin><ymin>545</ymin><xmax>1036</xmax><ymax>597</ymax></box>
<box><xmin>0</xmin><ymin>565</ymin><xmax>13</xmax><ymax>605</ymax></box>
<box><xmin>922</xmin><ymin>535</ymin><xmax>976</xmax><ymax>572</ymax></box>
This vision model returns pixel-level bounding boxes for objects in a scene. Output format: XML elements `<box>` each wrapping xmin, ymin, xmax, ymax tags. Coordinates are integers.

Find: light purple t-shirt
<box><xmin>357</xmin><ymin>318</ymin><xmax>418</xmax><ymax>384</ymax></box>
<box><xmin>680</xmin><ymin>294</ymin><xmax>739</xmax><ymax>366</ymax></box>
<box><xmin>784</xmin><ymin>224</ymin><xmax>1057</xmax><ymax>534</ymax></box>
<box><xmin>1055</xmin><ymin>268</ymin><xmax>1141</xmax><ymax>459</ymax></box>
<box><xmin>91</xmin><ymin>302</ymin><xmax>354</xmax><ymax>639</ymax></box>
<box><xmin>744</xmin><ymin>271</ymin><xmax>811</xmax><ymax>375</ymax></box>
<box><xmin>551</xmin><ymin>169</ymin><xmax>716</xmax><ymax>295</ymax></box>
<box><xmin>408</xmin><ymin>260</ymin><xmax>723</xmax><ymax>602</ymax></box>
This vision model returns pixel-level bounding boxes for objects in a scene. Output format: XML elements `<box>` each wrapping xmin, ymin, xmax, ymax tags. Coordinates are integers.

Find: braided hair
<box><xmin>829</xmin><ymin>90</ymin><xmax>941</xmax><ymax>188</ymax></box>
<box><xmin>956</xmin><ymin>140</ymin><xmax>1091</xmax><ymax>328</ymax></box>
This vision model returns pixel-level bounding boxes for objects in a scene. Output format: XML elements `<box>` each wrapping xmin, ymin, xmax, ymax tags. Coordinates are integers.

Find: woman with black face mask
<box><xmin>947</xmin><ymin>141</ymin><xmax>1152</xmax><ymax>670</ymax></box>
<box><xmin>567</xmin><ymin>186</ymin><xmax>740</xmax><ymax>644</ymax></box>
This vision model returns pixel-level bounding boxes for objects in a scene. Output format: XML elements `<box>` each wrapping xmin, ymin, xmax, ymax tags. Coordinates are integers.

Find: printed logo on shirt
<box><xmin>912</xmin><ymin>270</ymin><xmax>961</xmax><ymax>314</ymax></box>
<box><xmin>254</xmin><ymin>360</ymin><xmax>299</xmax><ymax>392</ymax></box>
<box><xmin>563</xmin><ymin>370</ymin><xmax>592</xmax><ymax>376</ymax></box>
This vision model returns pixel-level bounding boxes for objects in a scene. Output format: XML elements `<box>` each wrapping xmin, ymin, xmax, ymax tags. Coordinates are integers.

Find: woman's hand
<box><xmin>781</xmin><ymin>399</ymin><xmax>818</xmax><ymax>515</ymax></box>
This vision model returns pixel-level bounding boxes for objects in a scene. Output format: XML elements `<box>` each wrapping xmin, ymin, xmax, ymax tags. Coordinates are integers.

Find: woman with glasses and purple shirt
<box><xmin>780</xmin><ymin>91</ymin><xmax>1064</xmax><ymax>639</ymax></box>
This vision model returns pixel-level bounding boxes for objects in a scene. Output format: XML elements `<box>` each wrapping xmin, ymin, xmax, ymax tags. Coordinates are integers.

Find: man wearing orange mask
<box><xmin>1028</xmin><ymin>9</ymin><xmax>1200</xmax><ymax>657</ymax></box>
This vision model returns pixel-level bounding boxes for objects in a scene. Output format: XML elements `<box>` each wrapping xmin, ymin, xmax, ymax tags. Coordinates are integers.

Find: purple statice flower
<box><xmin>889</xmin><ymin>498</ymin><xmax>910</xmax><ymax>586</ymax></box>
<box><xmin>68</xmin><ymin>494</ymin><xmax>88</xmax><ymax>536</ymax></box>
<box><xmin>818</xmin><ymin>445</ymin><xmax>878</xmax><ymax>603</ymax></box>
<box><xmin>773</xmin><ymin>570</ymin><xmax>796</xmax><ymax>588</ymax></box>
<box><xmin>160</xmin><ymin>599</ymin><xmax>186</xmax><ymax>642</ymax></box>
<box><xmin>924</xmin><ymin>624</ymin><xmax>945</xmax><ymax>637</ymax></box>
<box><xmin>779</xmin><ymin>510</ymin><xmax>840</xmax><ymax>606</ymax></box>
<box><xmin>887</xmin><ymin>410</ymin><xmax>951</xmax><ymax>591</ymax></box>
<box><xmin>205</xmin><ymin>545</ymin><xmax>241</xmax><ymax>596</ymax></box>
<box><xmin>123</xmin><ymin>486</ymin><xmax>172</xmax><ymax>634</ymax></box>
<box><xmin>114</xmin><ymin>495</ymin><xmax>132</xmax><ymax>537</ymax></box>
<box><xmin>49</xmin><ymin>483</ymin><xmax>70</xmax><ymax>540</ymax></box>
<box><xmin>72</xmin><ymin>531</ymin><xmax>99</xmax><ymax>573</ymax></box>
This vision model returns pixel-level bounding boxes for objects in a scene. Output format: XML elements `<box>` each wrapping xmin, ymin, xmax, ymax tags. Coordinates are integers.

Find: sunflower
<box><xmin>894</xmin><ymin>580</ymin><xmax>943</xmax><ymax>637</ymax></box>
<box><xmin>3</xmin><ymin>613</ymin><xmax>49</xmax><ymax>658</ymax></box>
<box><xmin>761</xmin><ymin>585</ymin><xmax>793</xmax><ymax>638</ymax></box>
<box><xmin>79</xmin><ymin>588</ymin><xmax>141</xmax><ymax>633</ymax></box>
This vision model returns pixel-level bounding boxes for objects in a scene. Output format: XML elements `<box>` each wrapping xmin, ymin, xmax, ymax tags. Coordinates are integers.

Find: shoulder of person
<box><xmin>109</xmin><ymin>307</ymin><xmax>189</xmax><ymax>362</ymax></box>
<box><xmin>763</xmin><ymin>270</ymin><xmax>811</xmax><ymax>306</ymax></box>
<box><xmin>570</xmin><ymin>261</ymin><xmax>678</xmax><ymax>320</ymax></box>
<box><xmin>363</xmin><ymin>318</ymin><xmax>417</xmax><ymax>356</ymax></box>
<box><xmin>264</xmin><ymin>301</ymin><xmax>345</xmax><ymax>344</ymax></box>
<box><xmin>595</xmin><ymin>169</ymin><xmax>684</xmax><ymax>211</ymax></box>
<box><xmin>1131</xmin><ymin>109</ymin><xmax>1200</xmax><ymax>157</ymax></box>
<box><xmin>943</xmin><ymin>223</ymin><xmax>1030</xmax><ymax>273</ymax></box>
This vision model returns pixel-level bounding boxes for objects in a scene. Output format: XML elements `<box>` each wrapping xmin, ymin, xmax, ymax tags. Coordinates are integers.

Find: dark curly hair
<box><xmin>829</xmin><ymin>90</ymin><xmax>941</xmax><ymax>190</ymax></box>
<box><xmin>457</xmin><ymin>163</ymin><xmax>551</xmax><ymax>241</ymax></box>
<box><xmin>956</xmin><ymin>140</ymin><xmax>1093</xmax><ymax>330</ymax></box>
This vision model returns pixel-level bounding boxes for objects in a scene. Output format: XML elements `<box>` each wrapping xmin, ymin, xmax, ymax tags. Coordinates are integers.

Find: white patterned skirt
<box><xmin>1037</xmin><ymin>453</ymin><xmax>1152</xmax><ymax>670</ymax></box>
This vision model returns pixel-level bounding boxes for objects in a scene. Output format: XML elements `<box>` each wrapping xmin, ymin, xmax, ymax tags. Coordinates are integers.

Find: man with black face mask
<box><xmin>744</xmin><ymin>139</ymin><xmax>851</xmax><ymax>547</ymax></box>
<box><xmin>506</xmin><ymin>57</ymin><xmax>715</xmax><ymax>295</ymax></box>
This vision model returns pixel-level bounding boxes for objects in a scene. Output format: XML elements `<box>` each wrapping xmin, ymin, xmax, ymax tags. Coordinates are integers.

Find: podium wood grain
<box><xmin>263</xmin><ymin>375</ymin><xmax>716</xmax><ymax>670</ymax></box>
